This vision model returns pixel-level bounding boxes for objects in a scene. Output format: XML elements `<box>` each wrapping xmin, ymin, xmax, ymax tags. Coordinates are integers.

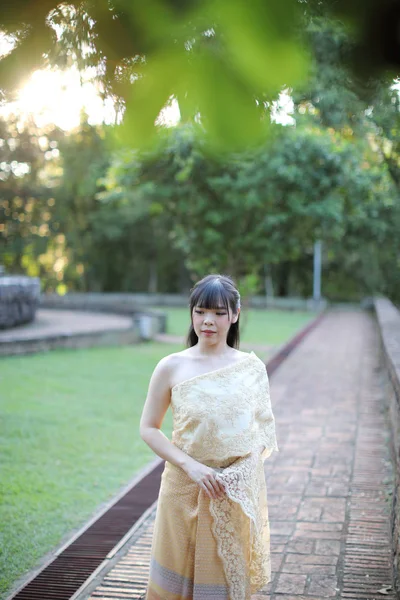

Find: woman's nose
<box><xmin>203</xmin><ymin>313</ymin><xmax>214</xmax><ymax>324</ymax></box>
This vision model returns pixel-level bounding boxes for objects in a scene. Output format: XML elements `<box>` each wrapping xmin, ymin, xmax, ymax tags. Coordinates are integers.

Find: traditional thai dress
<box><xmin>145</xmin><ymin>350</ymin><xmax>279</xmax><ymax>600</ymax></box>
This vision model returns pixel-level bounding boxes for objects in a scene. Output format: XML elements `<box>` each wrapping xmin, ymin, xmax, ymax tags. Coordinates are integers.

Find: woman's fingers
<box><xmin>208</xmin><ymin>473</ymin><xmax>223</xmax><ymax>498</ymax></box>
<box><xmin>216</xmin><ymin>478</ymin><xmax>226</xmax><ymax>495</ymax></box>
<box><xmin>202</xmin><ymin>478</ymin><xmax>216</xmax><ymax>499</ymax></box>
<box><xmin>203</xmin><ymin>473</ymin><xmax>225</xmax><ymax>499</ymax></box>
<box><xmin>195</xmin><ymin>467</ymin><xmax>226</xmax><ymax>499</ymax></box>
<box><xmin>211</xmin><ymin>471</ymin><xmax>226</xmax><ymax>496</ymax></box>
<box><xmin>202</xmin><ymin>477</ymin><xmax>218</xmax><ymax>499</ymax></box>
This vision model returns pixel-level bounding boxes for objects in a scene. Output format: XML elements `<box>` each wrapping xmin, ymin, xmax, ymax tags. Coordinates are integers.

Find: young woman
<box><xmin>140</xmin><ymin>274</ymin><xmax>279</xmax><ymax>600</ymax></box>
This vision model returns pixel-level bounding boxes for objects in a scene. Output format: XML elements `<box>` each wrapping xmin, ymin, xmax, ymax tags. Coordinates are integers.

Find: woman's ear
<box><xmin>232</xmin><ymin>307</ymin><xmax>240</xmax><ymax>323</ymax></box>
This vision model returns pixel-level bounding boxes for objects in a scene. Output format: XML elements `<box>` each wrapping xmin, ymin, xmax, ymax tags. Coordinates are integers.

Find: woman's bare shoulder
<box><xmin>152</xmin><ymin>351</ymin><xmax>194</xmax><ymax>388</ymax></box>
<box><xmin>154</xmin><ymin>350</ymin><xmax>192</xmax><ymax>371</ymax></box>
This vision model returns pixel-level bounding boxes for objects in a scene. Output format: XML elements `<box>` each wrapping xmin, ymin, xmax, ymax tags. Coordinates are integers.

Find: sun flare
<box><xmin>1</xmin><ymin>67</ymin><xmax>117</xmax><ymax>130</ymax></box>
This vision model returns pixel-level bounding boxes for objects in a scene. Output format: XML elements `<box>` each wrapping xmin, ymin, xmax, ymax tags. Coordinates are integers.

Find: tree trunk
<box><xmin>264</xmin><ymin>264</ymin><xmax>274</xmax><ymax>303</ymax></box>
<box><xmin>179</xmin><ymin>259</ymin><xmax>190</xmax><ymax>294</ymax></box>
<box><xmin>148</xmin><ymin>258</ymin><xmax>158</xmax><ymax>293</ymax></box>
<box><xmin>276</xmin><ymin>261</ymin><xmax>291</xmax><ymax>297</ymax></box>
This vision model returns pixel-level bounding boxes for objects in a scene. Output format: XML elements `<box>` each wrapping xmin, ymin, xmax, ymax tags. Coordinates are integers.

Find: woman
<box><xmin>140</xmin><ymin>274</ymin><xmax>279</xmax><ymax>600</ymax></box>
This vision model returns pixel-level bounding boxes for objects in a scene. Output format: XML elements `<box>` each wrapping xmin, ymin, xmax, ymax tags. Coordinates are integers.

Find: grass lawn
<box><xmin>0</xmin><ymin>308</ymin><xmax>317</xmax><ymax>598</ymax></box>
<box><xmin>158</xmin><ymin>305</ymin><xmax>315</xmax><ymax>344</ymax></box>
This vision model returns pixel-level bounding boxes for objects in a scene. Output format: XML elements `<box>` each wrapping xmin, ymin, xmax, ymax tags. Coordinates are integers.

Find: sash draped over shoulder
<box><xmin>171</xmin><ymin>351</ymin><xmax>279</xmax><ymax>465</ymax></box>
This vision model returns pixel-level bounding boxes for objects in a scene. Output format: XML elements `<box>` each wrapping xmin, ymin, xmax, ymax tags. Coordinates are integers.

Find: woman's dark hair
<box><xmin>186</xmin><ymin>274</ymin><xmax>241</xmax><ymax>348</ymax></box>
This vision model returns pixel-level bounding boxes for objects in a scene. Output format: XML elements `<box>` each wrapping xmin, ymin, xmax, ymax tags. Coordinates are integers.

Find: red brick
<box><xmin>285</xmin><ymin>553</ymin><xmax>338</xmax><ymax>565</ymax></box>
<box><xmin>315</xmin><ymin>539</ymin><xmax>341</xmax><ymax>555</ymax></box>
<box><xmin>275</xmin><ymin>573</ymin><xmax>307</xmax><ymax>594</ymax></box>
<box><xmin>308</xmin><ymin>574</ymin><xmax>339</xmax><ymax>597</ymax></box>
<box><xmin>286</xmin><ymin>538</ymin><xmax>314</xmax><ymax>554</ymax></box>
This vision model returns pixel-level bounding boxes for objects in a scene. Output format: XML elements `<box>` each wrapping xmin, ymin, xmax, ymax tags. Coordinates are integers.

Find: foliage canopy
<box><xmin>1</xmin><ymin>0</ymin><xmax>399</xmax><ymax>150</ymax></box>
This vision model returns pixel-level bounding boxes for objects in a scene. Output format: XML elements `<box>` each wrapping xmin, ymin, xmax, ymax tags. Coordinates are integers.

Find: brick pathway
<box><xmin>78</xmin><ymin>309</ymin><xmax>396</xmax><ymax>600</ymax></box>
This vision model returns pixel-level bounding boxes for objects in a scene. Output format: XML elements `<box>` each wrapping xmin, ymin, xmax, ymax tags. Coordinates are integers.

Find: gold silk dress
<box><xmin>145</xmin><ymin>350</ymin><xmax>279</xmax><ymax>600</ymax></box>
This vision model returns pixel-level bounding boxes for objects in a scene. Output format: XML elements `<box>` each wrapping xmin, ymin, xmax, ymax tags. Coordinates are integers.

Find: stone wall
<box><xmin>374</xmin><ymin>297</ymin><xmax>400</xmax><ymax>594</ymax></box>
<box><xmin>40</xmin><ymin>291</ymin><xmax>326</xmax><ymax>312</ymax></box>
<box><xmin>0</xmin><ymin>275</ymin><xmax>40</xmax><ymax>329</ymax></box>
<box><xmin>0</xmin><ymin>327</ymin><xmax>140</xmax><ymax>357</ymax></box>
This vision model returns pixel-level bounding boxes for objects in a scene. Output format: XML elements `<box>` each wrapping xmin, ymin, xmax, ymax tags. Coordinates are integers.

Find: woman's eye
<box><xmin>195</xmin><ymin>310</ymin><xmax>226</xmax><ymax>315</ymax></box>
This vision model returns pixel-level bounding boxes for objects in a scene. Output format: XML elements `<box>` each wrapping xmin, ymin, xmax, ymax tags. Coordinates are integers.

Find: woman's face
<box><xmin>192</xmin><ymin>302</ymin><xmax>239</xmax><ymax>344</ymax></box>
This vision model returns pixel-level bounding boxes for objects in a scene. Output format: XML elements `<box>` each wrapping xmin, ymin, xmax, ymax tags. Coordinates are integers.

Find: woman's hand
<box><xmin>183</xmin><ymin>457</ymin><xmax>226</xmax><ymax>500</ymax></box>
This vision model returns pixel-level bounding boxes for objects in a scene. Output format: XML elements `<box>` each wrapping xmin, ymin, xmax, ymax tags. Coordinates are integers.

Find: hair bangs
<box><xmin>191</xmin><ymin>281</ymin><xmax>230</xmax><ymax>313</ymax></box>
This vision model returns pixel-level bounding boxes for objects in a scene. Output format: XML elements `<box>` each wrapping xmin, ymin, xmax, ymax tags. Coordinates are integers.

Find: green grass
<box><xmin>0</xmin><ymin>308</ymin><xmax>317</xmax><ymax>598</ymax></box>
<box><xmin>0</xmin><ymin>342</ymin><xmax>181</xmax><ymax>598</ymax></box>
<box><xmin>160</xmin><ymin>305</ymin><xmax>315</xmax><ymax>344</ymax></box>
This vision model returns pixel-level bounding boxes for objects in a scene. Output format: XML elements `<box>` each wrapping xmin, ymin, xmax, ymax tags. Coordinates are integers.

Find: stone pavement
<box><xmin>78</xmin><ymin>309</ymin><xmax>396</xmax><ymax>600</ymax></box>
<box><xmin>0</xmin><ymin>308</ymin><xmax>138</xmax><ymax>355</ymax></box>
<box><xmin>0</xmin><ymin>309</ymin><xmax>133</xmax><ymax>341</ymax></box>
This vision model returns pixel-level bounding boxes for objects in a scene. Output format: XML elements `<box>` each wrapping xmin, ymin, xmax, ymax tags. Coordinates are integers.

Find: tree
<box><xmin>54</xmin><ymin>117</ymin><xmax>112</xmax><ymax>291</ymax></box>
<box><xmin>0</xmin><ymin>115</ymin><xmax>65</xmax><ymax>288</ymax></box>
<box><xmin>91</xmin><ymin>143</ymin><xmax>189</xmax><ymax>293</ymax></box>
<box><xmin>99</xmin><ymin>121</ymin><xmax>398</xmax><ymax>299</ymax></box>
<box><xmin>290</xmin><ymin>17</ymin><xmax>400</xmax><ymax>301</ymax></box>
<box><xmin>1</xmin><ymin>1</ymin><xmax>399</xmax><ymax>151</ymax></box>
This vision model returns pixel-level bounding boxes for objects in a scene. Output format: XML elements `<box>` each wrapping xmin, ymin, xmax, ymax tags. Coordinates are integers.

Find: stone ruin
<box><xmin>0</xmin><ymin>267</ymin><xmax>40</xmax><ymax>329</ymax></box>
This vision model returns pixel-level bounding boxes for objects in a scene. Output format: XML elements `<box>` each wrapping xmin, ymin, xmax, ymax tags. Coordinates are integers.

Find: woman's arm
<box><xmin>139</xmin><ymin>356</ymin><xmax>225</xmax><ymax>499</ymax></box>
<box><xmin>139</xmin><ymin>356</ymin><xmax>188</xmax><ymax>468</ymax></box>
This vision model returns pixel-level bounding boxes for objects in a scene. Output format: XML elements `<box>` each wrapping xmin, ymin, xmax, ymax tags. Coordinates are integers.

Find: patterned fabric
<box><xmin>170</xmin><ymin>351</ymin><xmax>278</xmax><ymax>464</ymax></box>
<box><xmin>145</xmin><ymin>351</ymin><xmax>279</xmax><ymax>600</ymax></box>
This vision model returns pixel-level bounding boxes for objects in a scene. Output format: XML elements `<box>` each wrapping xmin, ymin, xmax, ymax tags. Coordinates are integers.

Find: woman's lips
<box><xmin>202</xmin><ymin>331</ymin><xmax>215</xmax><ymax>335</ymax></box>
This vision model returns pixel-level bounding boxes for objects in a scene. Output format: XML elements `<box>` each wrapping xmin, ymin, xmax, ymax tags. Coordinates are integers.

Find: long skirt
<box><xmin>145</xmin><ymin>453</ymin><xmax>271</xmax><ymax>600</ymax></box>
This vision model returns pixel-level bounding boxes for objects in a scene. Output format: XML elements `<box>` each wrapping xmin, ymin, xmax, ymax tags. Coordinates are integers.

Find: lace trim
<box><xmin>209</xmin><ymin>452</ymin><xmax>271</xmax><ymax>600</ymax></box>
